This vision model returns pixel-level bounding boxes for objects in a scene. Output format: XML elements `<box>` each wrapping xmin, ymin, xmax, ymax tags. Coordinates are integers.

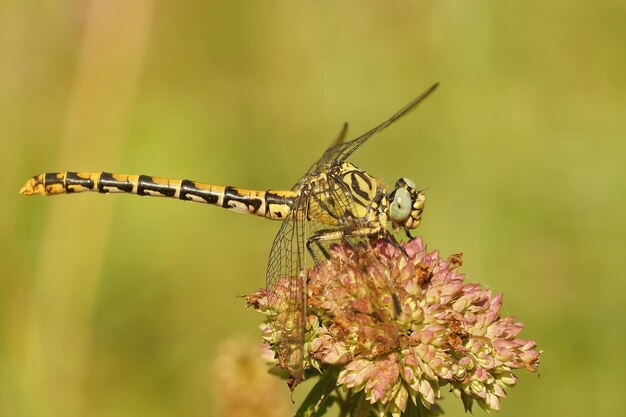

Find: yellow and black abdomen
<box><xmin>20</xmin><ymin>171</ymin><xmax>296</xmax><ymax>221</ymax></box>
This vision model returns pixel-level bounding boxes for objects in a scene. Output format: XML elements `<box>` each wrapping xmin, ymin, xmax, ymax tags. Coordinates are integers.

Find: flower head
<box><xmin>247</xmin><ymin>237</ymin><xmax>541</xmax><ymax>415</ymax></box>
<box><xmin>212</xmin><ymin>338</ymin><xmax>291</xmax><ymax>417</ymax></box>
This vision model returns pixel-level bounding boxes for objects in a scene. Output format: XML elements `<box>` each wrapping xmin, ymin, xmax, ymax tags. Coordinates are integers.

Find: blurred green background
<box><xmin>2</xmin><ymin>1</ymin><xmax>625</xmax><ymax>416</ymax></box>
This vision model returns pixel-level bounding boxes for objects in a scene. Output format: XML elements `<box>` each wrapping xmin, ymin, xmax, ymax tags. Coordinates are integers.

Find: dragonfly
<box><xmin>20</xmin><ymin>83</ymin><xmax>438</xmax><ymax>386</ymax></box>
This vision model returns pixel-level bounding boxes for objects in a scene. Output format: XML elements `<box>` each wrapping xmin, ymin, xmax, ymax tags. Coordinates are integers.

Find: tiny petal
<box><xmin>246</xmin><ymin>237</ymin><xmax>541</xmax><ymax>413</ymax></box>
<box><xmin>419</xmin><ymin>379</ymin><xmax>436</xmax><ymax>405</ymax></box>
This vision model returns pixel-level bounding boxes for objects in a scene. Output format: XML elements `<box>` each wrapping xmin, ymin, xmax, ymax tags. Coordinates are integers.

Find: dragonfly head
<box><xmin>388</xmin><ymin>177</ymin><xmax>425</xmax><ymax>230</ymax></box>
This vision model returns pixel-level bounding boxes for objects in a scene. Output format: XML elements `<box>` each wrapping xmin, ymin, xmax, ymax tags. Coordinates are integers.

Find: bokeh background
<box><xmin>2</xmin><ymin>1</ymin><xmax>625</xmax><ymax>416</ymax></box>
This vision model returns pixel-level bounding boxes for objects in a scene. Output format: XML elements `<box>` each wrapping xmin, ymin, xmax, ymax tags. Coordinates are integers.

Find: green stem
<box><xmin>336</xmin><ymin>388</ymin><xmax>350</xmax><ymax>417</ymax></box>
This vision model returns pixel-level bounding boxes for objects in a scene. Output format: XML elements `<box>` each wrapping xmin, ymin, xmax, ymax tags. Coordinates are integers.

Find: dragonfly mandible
<box><xmin>20</xmin><ymin>83</ymin><xmax>439</xmax><ymax>386</ymax></box>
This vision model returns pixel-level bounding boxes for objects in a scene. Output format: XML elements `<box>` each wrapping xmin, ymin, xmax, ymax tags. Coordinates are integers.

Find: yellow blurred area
<box><xmin>2</xmin><ymin>1</ymin><xmax>625</xmax><ymax>416</ymax></box>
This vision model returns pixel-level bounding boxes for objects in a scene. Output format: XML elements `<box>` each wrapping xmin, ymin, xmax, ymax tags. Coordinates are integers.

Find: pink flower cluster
<box><xmin>248</xmin><ymin>238</ymin><xmax>541</xmax><ymax>415</ymax></box>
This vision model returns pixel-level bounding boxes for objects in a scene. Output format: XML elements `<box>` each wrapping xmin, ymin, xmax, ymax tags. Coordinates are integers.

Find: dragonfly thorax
<box><xmin>306</xmin><ymin>162</ymin><xmax>384</xmax><ymax>227</ymax></box>
<box><xmin>387</xmin><ymin>177</ymin><xmax>425</xmax><ymax>231</ymax></box>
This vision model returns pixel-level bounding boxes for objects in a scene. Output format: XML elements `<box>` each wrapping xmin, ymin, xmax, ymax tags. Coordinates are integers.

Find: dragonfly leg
<box><xmin>306</xmin><ymin>228</ymin><xmax>358</xmax><ymax>262</ymax></box>
<box><xmin>306</xmin><ymin>238</ymin><xmax>330</xmax><ymax>261</ymax></box>
<box><xmin>341</xmin><ymin>234</ymin><xmax>358</xmax><ymax>253</ymax></box>
<box><xmin>307</xmin><ymin>226</ymin><xmax>384</xmax><ymax>260</ymax></box>
<box><xmin>307</xmin><ymin>229</ymin><xmax>341</xmax><ymax>261</ymax></box>
<box><xmin>380</xmin><ymin>232</ymin><xmax>409</xmax><ymax>258</ymax></box>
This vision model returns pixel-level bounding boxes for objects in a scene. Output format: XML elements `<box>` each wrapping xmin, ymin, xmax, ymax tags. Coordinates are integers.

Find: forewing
<box><xmin>302</xmin><ymin>83</ymin><xmax>439</xmax><ymax>181</ymax></box>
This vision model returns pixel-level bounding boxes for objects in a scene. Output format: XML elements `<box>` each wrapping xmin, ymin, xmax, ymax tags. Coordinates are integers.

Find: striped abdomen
<box><xmin>20</xmin><ymin>172</ymin><xmax>296</xmax><ymax>220</ymax></box>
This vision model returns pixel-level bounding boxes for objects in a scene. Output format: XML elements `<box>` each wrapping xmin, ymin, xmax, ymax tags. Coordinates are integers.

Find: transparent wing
<box><xmin>328</xmin><ymin>122</ymin><xmax>349</xmax><ymax>149</ymax></box>
<box><xmin>302</xmin><ymin>83</ymin><xmax>439</xmax><ymax>181</ymax></box>
<box><xmin>265</xmin><ymin>191</ymin><xmax>309</xmax><ymax>384</ymax></box>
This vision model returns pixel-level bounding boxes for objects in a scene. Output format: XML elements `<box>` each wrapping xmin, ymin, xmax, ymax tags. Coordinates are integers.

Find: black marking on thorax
<box><xmin>65</xmin><ymin>172</ymin><xmax>94</xmax><ymax>193</ymax></box>
<box><xmin>137</xmin><ymin>175</ymin><xmax>176</xmax><ymax>197</ymax></box>
<box><xmin>346</xmin><ymin>169</ymin><xmax>374</xmax><ymax>201</ymax></box>
<box><xmin>180</xmin><ymin>180</ymin><xmax>220</xmax><ymax>204</ymax></box>
<box><xmin>223</xmin><ymin>186</ymin><xmax>263</xmax><ymax>212</ymax></box>
<box><xmin>98</xmin><ymin>172</ymin><xmax>134</xmax><ymax>193</ymax></box>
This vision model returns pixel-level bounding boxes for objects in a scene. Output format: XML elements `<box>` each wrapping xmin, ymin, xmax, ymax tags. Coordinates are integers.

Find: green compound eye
<box><xmin>402</xmin><ymin>177</ymin><xmax>416</xmax><ymax>189</ymax></box>
<box><xmin>390</xmin><ymin>188</ymin><xmax>412</xmax><ymax>221</ymax></box>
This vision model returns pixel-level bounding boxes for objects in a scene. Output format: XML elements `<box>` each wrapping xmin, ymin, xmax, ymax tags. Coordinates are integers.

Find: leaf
<box><xmin>402</xmin><ymin>399</ymin><xmax>420</xmax><ymax>417</ymax></box>
<box><xmin>350</xmin><ymin>391</ymin><xmax>373</xmax><ymax>417</ymax></box>
<box><xmin>461</xmin><ymin>392</ymin><xmax>473</xmax><ymax>413</ymax></box>
<box><xmin>268</xmin><ymin>365</ymin><xmax>291</xmax><ymax>380</ymax></box>
<box><xmin>294</xmin><ymin>368</ymin><xmax>339</xmax><ymax>417</ymax></box>
<box><xmin>402</xmin><ymin>398</ymin><xmax>444</xmax><ymax>417</ymax></box>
